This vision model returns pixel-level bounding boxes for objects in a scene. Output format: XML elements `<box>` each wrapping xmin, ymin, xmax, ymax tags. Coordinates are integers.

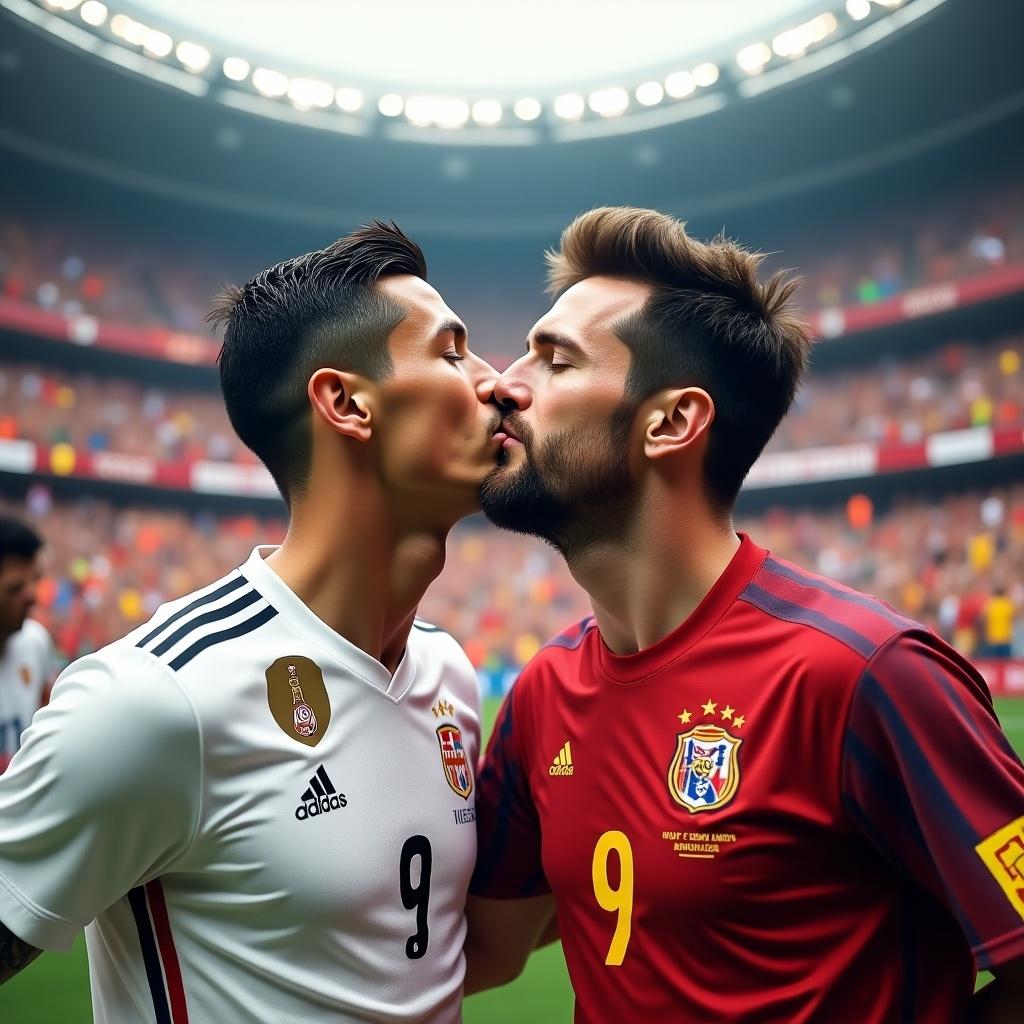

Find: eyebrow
<box><xmin>528</xmin><ymin>329</ymin><xmax>587</xmax><ymax>358</ymax></box>
<box><xmin>435</xmin><ymin>318</ymin><xmax>467</xmax><ymax>342</ymax></box>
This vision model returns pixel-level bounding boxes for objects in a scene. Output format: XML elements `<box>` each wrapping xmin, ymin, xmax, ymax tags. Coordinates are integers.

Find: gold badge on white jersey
<box><xmin>266</xmin><ymin>656</ymin><xmax>331</xmax><ymax>747</ymax></box>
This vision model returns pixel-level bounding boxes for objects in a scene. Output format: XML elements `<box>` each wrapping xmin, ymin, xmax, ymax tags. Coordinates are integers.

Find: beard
<box><xmin>480</xmin><ymin>404</ymin><xmax>638</xmax><ymax>560</ymax></box>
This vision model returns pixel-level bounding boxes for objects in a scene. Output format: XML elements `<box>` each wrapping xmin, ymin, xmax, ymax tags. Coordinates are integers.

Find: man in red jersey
<box><xmin>465</xmin><ymin>207</ymin><xmax>1024</xmax><ymax>1022</ymax></box>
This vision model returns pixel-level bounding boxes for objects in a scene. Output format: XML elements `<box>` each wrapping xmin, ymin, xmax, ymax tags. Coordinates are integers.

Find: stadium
<box><xmin>0</xmin><ymin>0</ymin><xmax>1022</xmax><ymax>1019</ymax></box>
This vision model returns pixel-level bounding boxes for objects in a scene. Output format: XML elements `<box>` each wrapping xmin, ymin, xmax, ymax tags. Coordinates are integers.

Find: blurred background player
<box><xmin>0</xmin><ymin>225</ymin><xmax>499</xmax><ymax>1022</ymax></box>
<box><xmin>0</xmin><ymin>516</ymin><xmax>54</xmax><ymax>773</ymax></box>
<box><xmin>467</xmin><ymin>207</ymin><xmax>1024</xmax><ymax>1021</ymax></box>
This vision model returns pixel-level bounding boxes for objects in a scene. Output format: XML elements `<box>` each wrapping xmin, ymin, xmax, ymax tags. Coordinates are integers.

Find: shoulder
<box><xmin>22</xmin><ymin>644</ymin><xmax>200</xmax><ymax>789</ymax></box>
<box><xmin>851</xmin><ymin>627</ymin><xmax>994</xmax><ymax>720</ymax></box>
<box><xmin>126</xmin><ymin>567</ymin><xmax>277</xmax><ymax>676</ymax></box>
<box><xmin>511</xmin><ymin>615</ymin><xmax>598</xmax><ymax>700</ymax></box>
<box><xmin>411</xmin><ymin>617</ymin><xmax>480</xmax><ymax>706</ymax></box>
<box><xmin>7</xmin><ymin>619</ymin><xmax>55</xmax><ymax>667</ymax></box>
<box><xmin>738</xmin><ymin>553</ymin><xmax>922</xmax><ymax>665</ymax></box>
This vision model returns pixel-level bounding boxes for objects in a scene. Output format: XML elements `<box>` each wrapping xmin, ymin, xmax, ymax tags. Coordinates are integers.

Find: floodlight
<box><xmin>222</xmin><ymin>57</ymin><xmax>250</xmax><ymax>82</ymax></box>
<box><xmin>472</xmin><ymin>100</ymin><xmax>503</xmax><ymax>126</ymax></box>
<box><xmin>553</xmin><ymin>93</ymin><xmax>585</xmax><ymax>120</ymax></box>
<box><xmin>513</xmin><ymin>98</ymin><xmax>542</xmax><ymax>122</ymax></box>
<box><xmin>664</xmin><ymin>71</ymin><xmax>695</xmax><ymax>98</ymax></box>
<box><xmin>588</xmin><ymin>87</ymin><xmax>629</xmax><ymax>117</ymax></box>
<box><xmin>334</xmin><ymin>87</ymin><xmax>364</xmax><ymax>113</ymax></box>
<box><xmin>252</xmin><ymin>67</ymin><xmax>289</xmax><ymax>98</ymax></box>
<box><xmin>175</xmin><ymin>41</ymin><xmax>210</xmax><ymax>73</ymax></box>
<box><xmin>635</xmin><ymin>81</ymin><xmax>664</xmax><ymax>106</ymax></box>
<box><xmin>79</xmin><ymin>1</ymin><xmax>107</xmax><ymax>26</ymax></box>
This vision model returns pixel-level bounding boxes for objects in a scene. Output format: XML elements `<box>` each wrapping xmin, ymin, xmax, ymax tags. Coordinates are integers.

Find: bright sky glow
<box><xmin>121</xmin><ymin>0</ymin><xmax>822</xmax><ymax>94</ymax></box>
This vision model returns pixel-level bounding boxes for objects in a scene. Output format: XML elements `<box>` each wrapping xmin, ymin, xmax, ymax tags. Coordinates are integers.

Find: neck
<box><xmin>564</xmin><ymin>488</ymin><xmax>740</xmax><ymax>655</ymax></box>
<box><xmin>267</xmin><ymin>481</ymin><xmax>450</xmax><ymax>675</ymax></box>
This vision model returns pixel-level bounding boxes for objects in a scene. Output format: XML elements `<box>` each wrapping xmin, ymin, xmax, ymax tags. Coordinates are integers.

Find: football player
<box><xmin>0</xmin><ymin>223</ymin><xmax>499</xmax><ymax>1022</ymax></box>
<box><xmin>0</xmin><ymin>515</ymin><xmax>55</xmax><ymax>774</ymax></box>
<box><xmin>467</xmin><ymin>207</ymin><xmax>1024</xmax><ymax>1021</ymax></box>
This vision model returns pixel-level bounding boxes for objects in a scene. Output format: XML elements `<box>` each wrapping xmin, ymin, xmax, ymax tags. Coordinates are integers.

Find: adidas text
<box><xmin>296</xmin><ymin>764</ymin><xmax>347</xmax><ymax>820</ymax></box>
<box><xmin>296</xmin><ymin>793</ymin><xmax>348</xmax><ymax>820</ymax></box>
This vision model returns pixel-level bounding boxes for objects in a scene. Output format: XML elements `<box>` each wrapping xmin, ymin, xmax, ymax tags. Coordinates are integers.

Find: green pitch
<box><xmin>3</xmin><ymin>696</ymin><xmax>1022</xmax><ymax>1022</ymax></box>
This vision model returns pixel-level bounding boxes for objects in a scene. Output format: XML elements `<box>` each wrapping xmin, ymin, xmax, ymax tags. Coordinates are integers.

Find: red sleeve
<box><xmin>841</xmin><ymin>630</ymin><xmax>1024</xmax><ymax>970</ymax></box>
<box><xmin>470</xmin><ymin>683</ymin><xmax>549</xmax><ymax>899</ymax></box>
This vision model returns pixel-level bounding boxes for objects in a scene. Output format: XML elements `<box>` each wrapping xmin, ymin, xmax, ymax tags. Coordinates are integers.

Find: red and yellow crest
<box><xmin>436</xmin><ymin>724</ymin><xmax>473</xmax><ymax>800</ymax></box>
<box><xmin>668</xmin><ymin>724</ymin><xmax>742</xmax><ymax>814</ymax></box>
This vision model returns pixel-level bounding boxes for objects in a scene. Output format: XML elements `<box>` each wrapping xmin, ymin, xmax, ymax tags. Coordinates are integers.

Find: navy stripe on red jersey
<box><xmin>739</xmin><ymin>581</ymin><xmax>880</xmax><ymax>658</ymax></box>
<box><xmin>128</xmin><ymin>886</ymin><xmax>173</xmax><ymax>1024</ymax></box>
<box><xmin>544</xmin><ymin>616</ymin><xmax>596</xmax><ymax>652</ymax></box>
<box><xmin>760</xmin><ymin>558</ymin><xmax>917</xmax><ymax>634</ymax></box>
<box><xmin>136</xmin><ymin>574</ymin><xmax>245</xmax><ymax>649</ymax></box>
<box><xmin>168</xmin><ymin>604</ymin><xmax>278</xmax><ymax>671</ymax></box>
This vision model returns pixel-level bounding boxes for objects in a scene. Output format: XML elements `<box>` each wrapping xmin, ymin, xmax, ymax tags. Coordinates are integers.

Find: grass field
<box><xmin>3</xmin><ymin>697</ymin><xmax>1022</xmax><ymax>1022</ymax></box>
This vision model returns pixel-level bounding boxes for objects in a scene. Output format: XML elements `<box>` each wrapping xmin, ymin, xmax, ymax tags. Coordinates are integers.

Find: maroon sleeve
<box><xmin>841</xmin><ymin>630</ymin><xmax>1024</xmax><ymax>970</ymax></box>
<box><xmin>470</xmin><ymin>683</ymin><xmax>549</xmax><ymax>898</ymax></box>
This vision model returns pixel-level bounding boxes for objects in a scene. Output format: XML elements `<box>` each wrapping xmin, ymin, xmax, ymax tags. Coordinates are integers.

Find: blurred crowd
<box><xmin>1</xmin><ymin>181</ymin><xmax>1023</xmax><ymax>336</ymax></box>
<box><xmin>7</xmin><ymin>482</ymin><xmax>1022</xmax><ymax>685</ymax></box>
<box><xmin>789</xmin><ymin>180</ymin><xmax>1024</xmax><ymax>309</ymax></box>
<box><xmin>0</xmin><ymin>362</ymin><xmax>254</xmax><ymax>465</ymax></box>
<box><xmin>2</xmin><ymin>329</ymin><xmax>1020</xmax><ymax>465</ymax></box>
<box><xmin>766</xmin><ymin>333</ymin><xmax>1023</xmax><ymax>452</ymax></box>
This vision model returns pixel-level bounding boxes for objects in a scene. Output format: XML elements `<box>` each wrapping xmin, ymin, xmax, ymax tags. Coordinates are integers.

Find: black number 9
<box><xmin>399</xmin><ymin>835</ymin><xmax>432</xmax><ymax>959</ymax></box>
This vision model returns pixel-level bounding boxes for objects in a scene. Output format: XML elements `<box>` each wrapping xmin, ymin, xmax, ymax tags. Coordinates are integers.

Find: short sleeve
<box><xmin>0</xmin><ymin>647</ymin><xmax>202</xmax><ymax>950</ymax></box>
<box><xmin>841</xmin><ymin>630</ymin><xmax>1024</xmax><ymax>971</ymax></box>
<box><xmin>470</xmin><ymin>685</ymin><xmax>548</xmax><ymax>899</ymax></box>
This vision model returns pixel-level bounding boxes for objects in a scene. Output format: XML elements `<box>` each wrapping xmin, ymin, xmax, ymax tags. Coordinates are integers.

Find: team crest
<box><xmin>265</xmin><ymin>656</ymin><xmax>331</xmax><ymax>748</ymax></box>
<box><xmin>668</xmin><ymin>724</ymin><xmax>742</xmax><ymax>814</ymax></box>
<box><xmin>436</xmin><ymin>724</ymin><xmax>473</xmax><ymax>800</ymax></box>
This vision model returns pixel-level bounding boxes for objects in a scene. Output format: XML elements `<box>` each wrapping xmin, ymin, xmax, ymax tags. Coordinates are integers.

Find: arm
<box><xmin>464</xmin><ymin>893</ymin><xmax>556</xmax><ymax>993</ymax></box>
<box><xmin>843</xmin><ymin>632</ymin><xmax>1024</xmax><ymax>989</ymax></box>
<box><xmin>0</xmin><ymin>650</ymin><xmax>201</xmax><ymax>955</ymax></box>
<box><xmin>972</xmin><ymin>956</ymin><xmax>1024</xmax><ymax>1023</ymax></box>
<box><xmin>467</xmin><ymin>687</ymin><xmax>554</xmax><ymax>992</ymax></box>
<box><xmin>0</xmin><ymin>919</ymin><xmax>41</xmax><ymax>985</ymax></box>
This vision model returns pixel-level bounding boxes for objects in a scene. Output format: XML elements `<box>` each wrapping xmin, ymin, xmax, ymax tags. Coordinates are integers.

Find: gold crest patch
<box><xmin>266</xmin><ymin>656</ymin><xmax>331</xmax><ymax>747</ymax></box>
<box><xmin>975</xmin><ymin>814</ymin><xmax>1024</xmax><ymax>922</ymax></box>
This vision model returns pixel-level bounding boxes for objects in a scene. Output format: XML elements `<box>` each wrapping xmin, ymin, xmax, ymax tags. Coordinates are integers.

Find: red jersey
<box><xmin>472</xmin><ymin>535</ymin><xmax>1024</xmax><ymax>1023</ymax></box>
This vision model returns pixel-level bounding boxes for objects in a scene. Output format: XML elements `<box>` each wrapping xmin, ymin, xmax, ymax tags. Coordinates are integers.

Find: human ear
<box><xmin>307</xmin><ymin>368</ymin><xmax>374</xmax><ymax>442</ymax></box>
<box><xmin>643</xmin><ymin>387</ymin><xmax>715</xmax><ymax>460</ymax></box>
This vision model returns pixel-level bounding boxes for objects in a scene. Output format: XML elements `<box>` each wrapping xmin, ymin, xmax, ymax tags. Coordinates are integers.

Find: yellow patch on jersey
<box><xmin>975</xmin><ymin>815</ymin><xmax>1024</xmax><ymax>921</ymax></box>
<box><xmin>265</xmin><ymin>656</ymin><xmax>332</xmax><ymax>747</ymax></box>
<box><xmin>19</xmin><ymin>665</ymin><xmax>31</xmax><ymax>686</ymax></box>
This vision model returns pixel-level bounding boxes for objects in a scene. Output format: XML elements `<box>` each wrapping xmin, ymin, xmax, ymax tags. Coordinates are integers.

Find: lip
<box><xmin>497</xmin><ymin>423</ymin><xmax>523</xmax><ymax>444</ymax></box>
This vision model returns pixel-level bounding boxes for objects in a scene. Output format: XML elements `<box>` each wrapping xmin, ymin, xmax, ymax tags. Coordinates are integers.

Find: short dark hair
<box><xmin>547</xmin><ymin>207</ymin><xmax>812</xmax><ymax>510</ymax></box>
<box><xmin>0</xmin><ymin>515</ymin><xmax>42</xmax><ymax>571</ymax></box>
<box><xmin>207</xmin><ymin>221</ymin><xmax>428</xmax><ymax>503</ymax></box>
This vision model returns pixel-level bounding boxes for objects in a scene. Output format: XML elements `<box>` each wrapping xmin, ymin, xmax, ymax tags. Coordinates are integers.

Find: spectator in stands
<box><xmin>981</xmin><ymin>584</ymin><xmax>1017</xmax><ymax>659</ymax></box>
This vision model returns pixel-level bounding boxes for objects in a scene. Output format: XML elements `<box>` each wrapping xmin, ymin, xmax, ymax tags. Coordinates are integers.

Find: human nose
<box><xmin>492</xmin><ymin>356</ymin><xmax>533</xmax><ymax>411</ymax></box>
<box><xmin>468</xmin><ymin>352</ymin><xmax>498</xmax><ymax>405</ymax></box>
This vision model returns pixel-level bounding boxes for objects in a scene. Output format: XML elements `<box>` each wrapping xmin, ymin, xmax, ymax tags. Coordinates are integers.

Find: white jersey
<box><xmin>0</xmin><ymin>618</ymin><xmax>55</xmax><ymax>762</ymax></box>
<box><xmin>0</xmin><ymin>547</ymin><xmax>481</xmax><ymax>1023</ymax></box>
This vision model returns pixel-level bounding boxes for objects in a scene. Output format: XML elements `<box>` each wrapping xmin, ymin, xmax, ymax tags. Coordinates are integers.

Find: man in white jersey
<box><xmin>0</xmin><ymin>223</ymin><xmax>501</xmax><ymax>1022</ymax></box>
<box><xmin>0</xmin><ymin>516</ymin><xmax>55</xmax><ymax>773</ymax></box>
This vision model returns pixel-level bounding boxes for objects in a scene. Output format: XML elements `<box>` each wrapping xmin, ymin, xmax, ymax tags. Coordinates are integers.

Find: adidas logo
<box><xmin>549</xmin><ymin>741</ymin><xmax>574</xmax><ymax>777</ymax></box>
<box><xmin>295</xmin><ymin>764</ymin><xmax>348</xmax><ymax>821</ymax></box>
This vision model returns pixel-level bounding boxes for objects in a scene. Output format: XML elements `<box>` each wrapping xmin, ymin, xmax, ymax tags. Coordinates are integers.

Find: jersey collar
<box><xmin>595</xmin><ymin>533</ymin><xmax>769</xmax><ymax>685</ymax></box>
<box><xmin>239</xmin><ymin>546</ymin><xmax>416</xmax><ymax>701</ymax></box>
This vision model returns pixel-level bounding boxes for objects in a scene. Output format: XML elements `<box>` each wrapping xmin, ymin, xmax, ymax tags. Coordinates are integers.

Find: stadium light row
<box><xmin>6</xmin><ymin>0</ymin><xmax>947</xmax><ymax>145</ymax></box>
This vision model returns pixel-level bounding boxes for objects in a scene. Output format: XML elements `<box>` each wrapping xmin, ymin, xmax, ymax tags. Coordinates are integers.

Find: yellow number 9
<box><xmin>591</xmin><ymin>830</ymin><xmax>634</xmax><ymax>966</ymax></box>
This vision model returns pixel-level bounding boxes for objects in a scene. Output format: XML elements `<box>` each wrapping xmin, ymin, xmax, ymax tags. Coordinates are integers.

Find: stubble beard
<box><xmin>479</xmin><ymin>406</ymin><xmax>638</xmax><ymax>562</ymax></box>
